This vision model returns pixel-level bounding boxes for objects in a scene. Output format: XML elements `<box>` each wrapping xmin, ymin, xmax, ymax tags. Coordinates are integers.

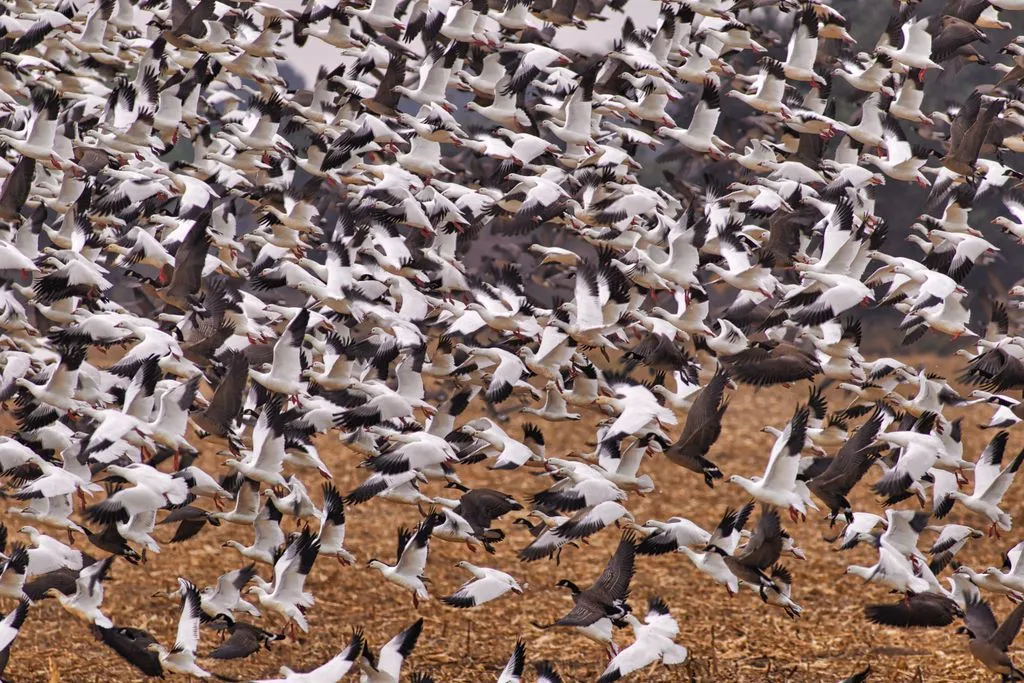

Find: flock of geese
<box><xmin>3</xmin><ymin>0</ymin><xmax>1024</xmax><ymax>680</ymax></box>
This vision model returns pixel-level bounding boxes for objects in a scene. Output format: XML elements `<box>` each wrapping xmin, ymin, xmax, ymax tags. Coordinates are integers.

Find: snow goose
<box><xmin>0</xmin><ymin>598</ymin><xmax>28</xmax><ymax>667</ymax></box>
<box><xmin>969</xmin><ymin>390</ymin><xmax>1024</xmax><ymax>429</ymax></box>
<box><xmin>224</xmin><ymin>396</ymin><xmax>290</xmax><ymax>488</ymax></box>
<box><xmin>316</xmin><ymin>484</ymin><xmax>354</xmax><ymax>565</ymax></box>
<box><xmin>598</xmin><ymin>378</ymin><xmax>675</xmax><ymax>448</ymax></box>
<box><xmin>597</xmin><ymin>596</ymin><xmax>688</xmax><ymax>682</ymax></box>
<box><xmin>533</xmin><ymin>533</ymin><xmax>636</xmax><ymax>656</ymax></box>
<box><xmin>523</xmin><ymin>381</ymin><xmax>581</xmax><ymax>421</ymax></box>
<box><xmin>458</xmin><ymin>419</ymin><xmax>544</xmax><ymax>471</ymax></box>
<box><xmin>251</xmin><ymin>630</ymin><xmax>364</xmax><ymax>682</ymax></box>
<box><xmin>222</xmin><ymin>498</ymin><xmax>285</xmax><ymax>566</ymax></box>
<box><xmin>516</xmin><ymin>510</ymin><xmax>577</xmax><ymax>564</ymax></box>
<box><xmin>938</xmin><ymin>430</ymin><xmax>1024</xmax><ymax>537</ymax></box>
<box><xmin>146</xmin><ymin>579</ymin><xmax>210</xmax><ymax>678</ymax></box>
<box><xmin>889</xmin><ymin>69</ymin><xmax>933</xmax><ymax>125</ymax></box>
<box><xmin>726</xmin><ymin>58</ymin><xmax>791</xmax><ymax>118</ymax></box>
<box><xmin>871</xmin><ymin>414</ymin><xmax>946</xmax><ymax>500</ymax></box>
<box><xmin>728</xmin><ymin>404</ymin><xmax>815</xmax><ymax>521</ymax></box>
<box><xmin>247</xmin><ymin>529</ymin><xmax>320</xmax><ymax>637</ymax></box>
<box><xmin>548</xmin><ymin>501</ymin><xmax>634</xmax><ymax>544</ymax></box>
<box><xmin>833</xmin><ymin>53</ymin><xmax>896</xmax><ymax>94</ymax></box>
<box><xmin>497</xmin><ymin>639</ymin><xmax>525</xmax><ymax>683</ymax></box>
<box><xmin>982</xmin><ymin>539</ymin><xmax>1024</xmax><ymax>594</ymax></box>
<box><xmin>782</xmin><ymin>8</ymin><xmax>824</xmax><ymax>84</ymax></box>
<box><xmin>634</xmin><ymin>516</ymin><xmax>711</xmax><ymax>556</ymax></box>
<box><xmin>955</xmin><ymin>564</ymin><xmax>1023</xmax><ymax>602</ymax></box>
<box><xmin>211</xmin><ymin>477</ymin><xmax>261</xmax><ymax>526</ymax></box>
<box><xmin>14</xmin><ymin>344</ymin><xmax>88</xmax><ymax>429</ymax></box>
<box><xmin>678</xmin><ymin>505</ymin><xmax>753</xmax><ymax>595</ymax></box>
<box><xmin>19</xmin><ymin>526</ymin><xmax>83</xmax><ymax>576</ymax></box>
<box><xmin>249</xmin><ymin>308</ymin><xmax>309</xmax><ymax>399</ymax></box>
<box><xmin>367</xmin><ymin>515</ymin><xmax>439</xmax><ymax>607</ymax></box>
<box><xmin>160</xmin><ymin>564</ymin><xmax>260</xmax><ymax>623</ymax></box>
<box><xmin>345</xmin><ymin>470</ymin><xmax>433</xmax><ymax>507</ymax></box>
<box><xmin>992</xmin><ymin>191</ymin><xmax>1024</xmax><ymax>244</ymax></box>
<box><xmin>861</xmin><ymin>119</ymin><xmax>933</xmax><ymax>188</ymax></box>
<box><xmin>441</xmin><ymin>561</ymin><xmax>523</xmax><ymax>608</ymax></box>
<box><xmin>49</xmin><ymin>555</ymin><xmax>115</xmax><ymax>628</ymax></box>
<box><xmin>357</xmin><ymin>618</ymin><xmax>423</xmax><ymax>683</ymax></box>
<box><xmin>0</xmin><ymin>547</ymin><xmax>28</xmax><ymax>600</ymax></box>
<box><xmin>845</xmin><ymin>544</ymin><xmax>929</xmax><ymax>594</ymax></box>
<box><xmin>0</xmin><ymin>89</ymin><xmax>60</xmax><ymax>166</ymax></box>
<box><xmin>878</xmin><ymin>16</ymin><xmax>941</xmax><ymax>71</ymax></box>
<box><xmin>531</xmin><ymin>461</ymin><xmax>626</xmax><ymax>513</ymax></box>
<box><xmin>657</xmin><ymin>77</ymin><xmax>729</xmax><ymax>159</ymax></box>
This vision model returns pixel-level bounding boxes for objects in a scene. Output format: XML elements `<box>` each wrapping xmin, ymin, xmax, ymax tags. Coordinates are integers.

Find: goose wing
<box><xmin>173</xmin><ymin>578</ymin><xmax>202</xmax><ymax>654</ymax></box>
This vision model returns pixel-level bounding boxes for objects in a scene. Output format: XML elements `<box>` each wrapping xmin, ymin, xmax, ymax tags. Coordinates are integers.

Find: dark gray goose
<box><xmin>959</xmin><ymin>596</ymin><xmax>1024</xmax><ymax>680</ymax></box>
<box><xmin>532</xmin><ymin>532</ymin><xmax>636</xmax><ymax>656</ymax></box>
<box><xmin>807</xmin><ymin>405</ymin><xmax>887</xmax><ymax>525</ymax></box>
<box><xmin>664</xmin><ymin>367</ymin><xmax>729</xmax><ymax>487</ymax></box>
<box><xmin>209</xmin><ymin>620</ymin><xmax>285</xmax><ymax>660</ymax></box>
<box><xmin>865</xmin><ymin>591</ymin><xmax>964</xmax><ymax>629</ymax></box>
<box><xmin>720</xmin><ymin>340</ymin><xmax>821</xmax><ymax>387</ymax></box>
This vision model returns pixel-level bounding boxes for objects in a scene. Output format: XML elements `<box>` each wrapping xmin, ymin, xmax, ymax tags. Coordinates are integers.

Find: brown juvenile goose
<box><xmin>664</xmin><ymin>367</ymin><xmax>729</xmax><ymax>487</ymax></box>
<box><xmin>959</xmin><ymin>595</ymin><xmax>1024</xmax><ymax>680</ymax></box>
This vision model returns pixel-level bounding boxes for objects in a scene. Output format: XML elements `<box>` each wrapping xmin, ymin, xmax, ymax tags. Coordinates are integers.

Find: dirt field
<box><xmin>5</xmin><ymin>357</ymin><xmax>1021</xmax><ymax>682</ymax></box>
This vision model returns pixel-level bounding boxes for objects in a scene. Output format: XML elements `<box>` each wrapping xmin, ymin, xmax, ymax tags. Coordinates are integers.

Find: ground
<box><xmin>4</xmin><ymin>357</ymin><xmax>1020</xmax><ymax>682</ymax></box>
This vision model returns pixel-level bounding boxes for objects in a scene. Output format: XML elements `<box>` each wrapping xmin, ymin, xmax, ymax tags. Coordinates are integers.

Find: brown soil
<box><xmin>4</xmin><ymin>357</ymin><xmax>1019</xmax><ymax>682</ymax></box>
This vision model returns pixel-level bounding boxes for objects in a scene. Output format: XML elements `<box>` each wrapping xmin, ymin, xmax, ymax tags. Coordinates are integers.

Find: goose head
<box><xmin>554</xmin><ymin>579</ymin><xmax>580</xmax><ymax>595</ymax></box>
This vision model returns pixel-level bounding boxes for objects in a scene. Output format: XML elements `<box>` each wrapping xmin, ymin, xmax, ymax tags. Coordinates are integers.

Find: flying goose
<box><xmin>209</xmin><ymin>620</ymin><xmax>285</xmax><ymax>661</ymax></box>
<box><xmin>92</xmin><ymin>625</ymin><xmax>163</xmax><ymax>678</ymax></box>
<box><xmin>728</xmin><ymin>404</ymin><xmax>815</xmax><ymax>521</ymax></box>
<box><xmin>865</xmin><ymin>591</ymin><xmax>964</xmax><ymax>628</ymax></box>
<box><xmin>367</xmin><ymin>514</ymin><xmax>440</xmax><ymax>607</ymax></box>
<box><xmin>247</xmin><ymin>529</ymin><xmax>320</xmax><ymax>637</ymax></box>
<box><xmin>533</xmin><ymin>532</ymin><xmax>636</xmax><ymax>655</ymax></box>
<box><xmin>678</xmin><ymin>505</ymin><xmax>753</xmax><ymax>595</ymax></box>
<box><xmin>316</xmin><ymin>484</ymin><xmax>354</xmax><ymax>565</ymax></box>
<box><xmin>222</xmin><ymin>497</ymin><xmax>285</xmax><ymax>566</ymax></box>
<box><xmin>807</xmin><ymin>406</ymin><xmax>886</xmax><ymax>524</ymax></box>
<box><xmin>959</xmin><ymin>596</ymin><xmax>1024</xmax><ymax>680</ymax></box>
<box><xmin>496</xmin><ymin>639</ymin><xmax>527</xmax><ymax>683</ymax></box>
<box><xmin>433</xmin><ymin>485</ymin><xmax>522</xmax><ymax>552</ymax></box>
<box><xmin>252</xmin><ymin>630</ymin><xmax>364</xmax><ymax>682</ymax></box>
<box><xmin>664</xmin><ymin>368</ymin><xmax>729</xmax><ymax>487</ymax></box>
<box><xmin>48</xmin><ymin>555</ymin><xmax>115</xmax><ymax>628</ymax></box>
<box><xmin>357</xmin><ymin>618</ymin><xmax>423</xmax><ymax>683</ymax></box>
<box><xmin>634</xmin><ymin>516</ymin><xmax>712</xmax><ymax>556</ymax></box>
<box><xmin>936</xmin><ymin>430</ymin><xmax>1024</xmax><ymax>537</ymax></box>
<box><xmin>596</xmin><ymin>596</ymin><xmax>688</xmax><ymax>682</ymax></box>
<box><xmin>441</xmin><ymin>561</ymin><xmax>523</xmax><ymax>608</ymax></box>
<box><xmin>146</xmin><ymin>579</ymin><xmax>210</xmax><ymax>678</ymax></box>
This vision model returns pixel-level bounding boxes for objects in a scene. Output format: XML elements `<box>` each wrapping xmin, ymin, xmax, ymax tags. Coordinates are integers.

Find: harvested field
<box><xmin>4</xmin><ymin>356</ymin><xmax>1018</xmax><ymax>683</ymax></box>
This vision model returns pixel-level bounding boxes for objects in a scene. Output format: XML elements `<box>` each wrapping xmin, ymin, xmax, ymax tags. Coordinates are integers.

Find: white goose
<box><xmin>657</xmin><ymin>77</ymin><xmax>729</xmax><ymax>159</ymax></box>
<box><xmin>147</xmin><ymin>579</ymin><xmax>210</xmax><ymax>678</ymax></box>
<box><xmin>367</xmin><ymin>516</ymin><xmax>437</xmax><ymax>607</ymax></box>
<box><xmin>441</xmin><ymin>561</ymin><xmax>523</xmax><ymax>608</ymax></box>
<box><xmin>728</xmin><ymin>406</ymin><xmax>815</xmax><ymax>521</ymax></box>
<box><xmin>939</xmin><ymin>431</ymin><xmax>1024</xmax><ymax>537</ymax></box>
